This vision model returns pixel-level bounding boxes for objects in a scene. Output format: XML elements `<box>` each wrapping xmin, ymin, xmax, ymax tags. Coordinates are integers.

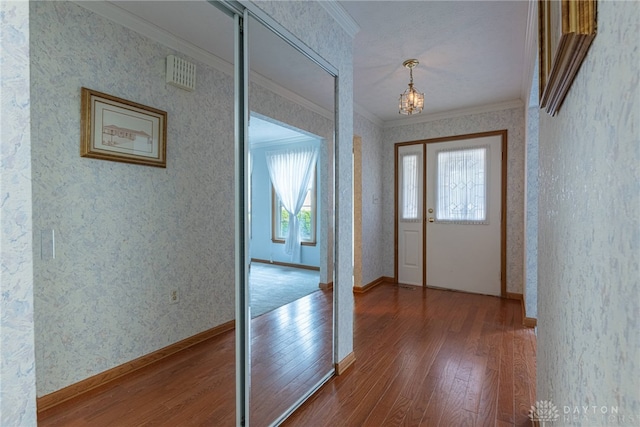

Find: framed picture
<box><xmin>539</xmin><ymin>0</ymin><xmax>597</xmax><ymax>116</ymax></box>
<box><xmin>81</xmin><ymin>87</ymin><xmax>167</xmax><ymax>168</ymax></box>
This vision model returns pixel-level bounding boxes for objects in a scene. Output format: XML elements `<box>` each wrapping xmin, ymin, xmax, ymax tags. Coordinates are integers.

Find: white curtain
<box><xmin>265</xmin><ymin>145</ymin><xmax>318</xmax><ymax>260</ymax></box>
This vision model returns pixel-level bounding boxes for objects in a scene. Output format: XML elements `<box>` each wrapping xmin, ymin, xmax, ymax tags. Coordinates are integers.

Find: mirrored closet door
<box><xmin>243</xmin><ymin>11</ymin><xmax>337</xmax><ymax>427</ymax></box>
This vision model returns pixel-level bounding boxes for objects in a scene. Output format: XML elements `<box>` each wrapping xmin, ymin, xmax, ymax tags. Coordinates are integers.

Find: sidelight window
<box><xmin>400</xmin><ymin>152</ymin><xmax>421</xmax><ymax>221</ymax></box>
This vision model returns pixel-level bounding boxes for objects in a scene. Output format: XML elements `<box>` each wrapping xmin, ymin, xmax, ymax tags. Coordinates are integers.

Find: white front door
<box><xmin>395</xmin><ymin>132</ymin><xmax>504</xmax><ymax>296</ymax></box>
<box><xmin>425</xmin><ymin>133</ymin><xmax>503</xmax><ymax>296</ymax></box>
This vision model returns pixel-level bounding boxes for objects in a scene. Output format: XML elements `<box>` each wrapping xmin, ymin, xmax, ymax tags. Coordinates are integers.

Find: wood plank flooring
<box><xmin>38</xmin><ymin>283</ymin><xmax>536</xmax><ymax>427</ymax></box>
<box><xmin>250</xmin><ymin>289</ymin><xmax>333</xmax><ymax>425</ymax></box>
<box><xmin>38</xmin><ymin>290</ymin><xmax>333</xmax><ymax>427</ymax></box>
<box><xmin>283</xmin><ymin>284</ymin><xmax>536</xmax><ymax>427</ymax></box>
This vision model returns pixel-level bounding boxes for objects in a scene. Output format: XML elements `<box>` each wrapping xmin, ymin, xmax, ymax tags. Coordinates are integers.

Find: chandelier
<box><xmin>398</xmin><ymin>59</ymin><xmax>424</xmax><ymax>115</ymax></box>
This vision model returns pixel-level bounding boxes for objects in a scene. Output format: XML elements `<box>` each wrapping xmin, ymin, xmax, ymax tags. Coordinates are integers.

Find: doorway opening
<box><xmin>248</xmin><ymin>113</ymin><xmax>323</xmax><ymax>317</ymax></box>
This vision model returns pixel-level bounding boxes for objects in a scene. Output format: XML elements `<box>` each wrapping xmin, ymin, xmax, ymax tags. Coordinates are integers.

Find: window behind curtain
<box><xmin>272</xmin><ymin>170</ymin><xmax>316</xmax><ymax>244</ymax></box>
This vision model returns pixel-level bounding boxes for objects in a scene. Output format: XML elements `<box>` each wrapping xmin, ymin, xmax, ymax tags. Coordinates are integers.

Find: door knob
<box><xmin>428</xmin><ymin>217</ymin><xmax>434</xmax><ymax>222</ymax></box>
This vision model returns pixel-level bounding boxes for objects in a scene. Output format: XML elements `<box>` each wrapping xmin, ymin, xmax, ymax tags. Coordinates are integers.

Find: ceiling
<box><xmin>249</xmin><ymin>115</ymin><xmax>321</xmax><ymax>147</ymax></box>
<box><xmin>341</xmin><ymin>1</ymin><xmax>530</xmax><ymax>124</ymax></box>
<box><xmin>105</xmin><ymin>0</ymin><xmax>532</xmax><ymax>130</ymax></box>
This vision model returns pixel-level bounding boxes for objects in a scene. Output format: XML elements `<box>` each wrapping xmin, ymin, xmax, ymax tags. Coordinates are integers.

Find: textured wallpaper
<box><xmin>382</xmin><ymin>107</ymin><xmax>526</xmax><ymax>294</ymax></box>
<box><xmin>537</xmin><ymin>1</ymin><xmax>639</xmax><ymax>424</ymax></box>
<box><xmin>30</xmin><ymin>1</ymin><xmax>237</xmax><ymax>395</ymax></box>
<box><xmin>354</xmin><ymin>112</ymin><xmax>385</xmax><ymax>286</ymax></box>
<box><xmin>0</xmin><ymin>1</ymin><xmax>38</xmax><ymax>424</ymax></box>
<box><xmin>525</xmin><ymin>106</ymin><xmax>539</xmax><ymax>319</ymax></box>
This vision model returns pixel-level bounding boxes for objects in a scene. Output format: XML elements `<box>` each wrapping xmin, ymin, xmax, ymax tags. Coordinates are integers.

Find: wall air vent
<box><xmin>166</xmin><ymin>55</ymin><xmax>196</xmax><ymax>92</ymax></box>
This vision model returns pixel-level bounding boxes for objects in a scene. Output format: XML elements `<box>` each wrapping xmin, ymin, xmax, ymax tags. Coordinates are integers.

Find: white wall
<box><xmin>382</xmin><ymin>107</ymin><xmax>526</xmax><ymax>294</ymax></box>
<box><xmin>537</xmin><ymin>1</ymin><xmax>639</xmax><ymax>422</ymax></box>
<box><xmin>354</xmin><ymin>112</ymin><xmax>385</xmax><ymax>286</ymax></box>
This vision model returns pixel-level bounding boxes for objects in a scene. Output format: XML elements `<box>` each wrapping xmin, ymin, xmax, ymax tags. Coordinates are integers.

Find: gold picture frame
<box><xmin>81</xmin><ymin>87</ymin><xmax>167</xmax><ymax>168</ymax></box>
<box><xmin>539</xmin><ymin>0</ymin><xmax>597</xmax><ymax>116</ymax></box>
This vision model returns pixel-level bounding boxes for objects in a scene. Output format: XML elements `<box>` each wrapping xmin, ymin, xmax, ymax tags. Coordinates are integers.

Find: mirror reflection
<box><xmin>247</xmin><ymin>14</ymin><xmax>335</xmax><ymax>426</ymax></box>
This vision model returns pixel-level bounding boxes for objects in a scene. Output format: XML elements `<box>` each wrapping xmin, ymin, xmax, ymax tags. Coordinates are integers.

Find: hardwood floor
<box><xmin>38</xmin><ymin>290</ymin><xmax>333</xmax><ymax>427</ymax></box>
<box><xmin>283</xmin><ymin>283</ymin><xmax>536</xmax><ymax>427</ymax></box>
<box><xmin>250</xmin><ymin>289</ymin><xmax>333</xmax><ymax>425</ymax></box>
<box><xmin>38</xmin><ymin>283</ymin><xmax>536</xmax><ymax>427</ymax></box>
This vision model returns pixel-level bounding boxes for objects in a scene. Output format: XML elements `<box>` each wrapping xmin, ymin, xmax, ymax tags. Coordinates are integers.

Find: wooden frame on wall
<box><xmin>538</xmin><ymin>0</ymin><xmax>597</xmax><ymax>116</ymax></box>
<box><xmin>81</xmin><ymin>87</ymin><xmax>167</xmax><ymax>168</ymax></box>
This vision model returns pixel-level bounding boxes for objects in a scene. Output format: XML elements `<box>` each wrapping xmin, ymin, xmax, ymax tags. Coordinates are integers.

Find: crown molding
<box><xmin>318</xmin><ymin>0</ymin><xmax>360</xmax><ymax>38</ymax></box>
<box><xmin>74</xmin><ymin>1</ymin><xmax>333</xmax><ymax>121</ymax></box>
<box><xmin>354</xmin><ymin>103</ymin><xmax>384</xmax><ymax>128</ymax></box>
<box><xmin>76</xmin><ymin>1</ymin><xmax>234</xmax><ymax>75</ymax></box>
<box><xmin>522</xmin><ymin>0</ymin><xmax>539</xmax><ymax>107</ymax></box>
<box><xmin>383</xmin><ymin>99</ymin><xmax>524</xmax><ymax>129</ymax></box>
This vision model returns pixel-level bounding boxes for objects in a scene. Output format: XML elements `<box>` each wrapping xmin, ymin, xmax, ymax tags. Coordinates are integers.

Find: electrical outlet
<box><xmin>170</xmin><ymin>290</ymin><xmax>179</xmax><ymax>304</ymax></box>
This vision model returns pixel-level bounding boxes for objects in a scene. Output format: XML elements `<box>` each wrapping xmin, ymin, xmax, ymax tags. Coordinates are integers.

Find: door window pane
<box><xmin>436</xmin><ymin>146</ymin><xmax>488</xmax><ymax>223</ymax></box>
